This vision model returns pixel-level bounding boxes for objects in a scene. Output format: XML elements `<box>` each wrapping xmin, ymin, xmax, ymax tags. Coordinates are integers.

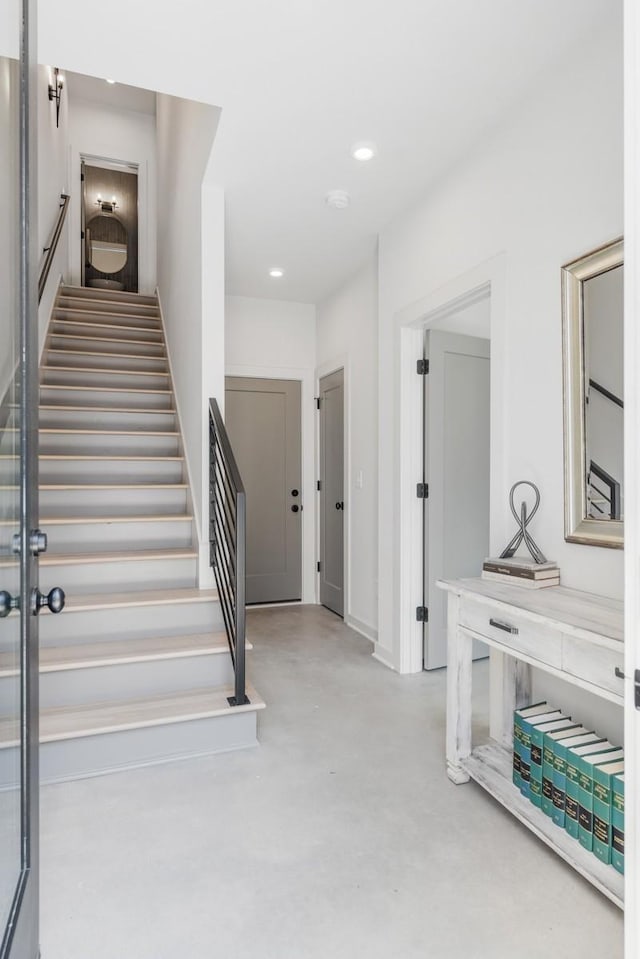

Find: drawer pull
<box><xmin>489</xmin><ymin>617</ymin><xmax>519</xmax><ymax>635</ymax></box>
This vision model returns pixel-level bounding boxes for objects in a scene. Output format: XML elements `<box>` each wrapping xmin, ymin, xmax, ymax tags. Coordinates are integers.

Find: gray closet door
<box><xmin>423</xmin><ymin>332</ymin><xmax>490</xmax><ymax>670</ymax></box>
<box><xmin>319</xmin><ymin>369</ymin><xmax>344</xmax><ymax>616</ymax></box>
<box><xmin>225</xmin><ymin>377</ymin><xmax>302</xmax><ymax>604</ymax></box>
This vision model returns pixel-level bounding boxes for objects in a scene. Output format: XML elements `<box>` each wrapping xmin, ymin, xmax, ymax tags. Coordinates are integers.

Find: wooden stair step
<box><xmin>0</xmin><ymin>632</ymin><xmax>236</xmax><ymax>677</ymax></box>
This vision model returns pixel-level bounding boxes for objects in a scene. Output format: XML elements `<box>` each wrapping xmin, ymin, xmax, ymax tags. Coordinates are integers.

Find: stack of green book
<box><xmin>612</xmin><ymin>774</ymin><xmax>624</xmax><ymax>874</ymax></box>
<box><xmin>513</xmin><ymin>704</ymin><xmax>625</xmax><ymax>870</ymax></box>
<box><xmin>593</xmin><ymin>760</ymin><xmax>625</xmax><ymax>865</ymax></box>
<box><xmin>513</xmin><ymin>703</ymin><xmax>557</xmax><ymax>790</ymax></box>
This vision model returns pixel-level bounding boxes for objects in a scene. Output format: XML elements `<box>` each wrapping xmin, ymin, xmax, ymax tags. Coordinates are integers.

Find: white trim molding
<box><xmin>383</xmin><ymin>254</ymin><xmax>507</xmax><ymax>675</ymax></box>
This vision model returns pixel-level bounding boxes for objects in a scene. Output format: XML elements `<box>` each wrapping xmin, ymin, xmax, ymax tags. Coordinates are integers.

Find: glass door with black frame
<box><xmin>0</xmin><ymin>3</ymin><xmax>40</xmax><ymax>957</ymax></box>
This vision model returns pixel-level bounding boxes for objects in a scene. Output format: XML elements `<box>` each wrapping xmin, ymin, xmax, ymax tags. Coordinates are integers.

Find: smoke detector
<box><xmin>325</xmin><ymin>190</ymin><xmax>350</xmax><ymax>210</ymax></box>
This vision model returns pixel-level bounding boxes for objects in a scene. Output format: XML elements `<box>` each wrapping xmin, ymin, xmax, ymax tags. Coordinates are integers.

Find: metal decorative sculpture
<box><xmin>499</xmin><ymin>481</ymin><xmax>547</xmax><ymax>564</ymax></box>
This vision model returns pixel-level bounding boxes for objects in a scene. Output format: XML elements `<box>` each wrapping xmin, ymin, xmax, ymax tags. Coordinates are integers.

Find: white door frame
<box><xmin>315</xmin><ymin>355</ymin><xmax>352</xmax><ymax>627</ymax></box>
<box><xmin>225</xmin><ymin>364</ymin><xmax>315</xmax><ymax>605</ymax></box>
<box><xmin>390</xmin><ymin>254</ymin><xmax>507</xmax><ymax>675</ymax></box>
<box><xmin>624</xmin><ymin>0</ymin><xmax>639</xmax><ymax>949</ymax></box>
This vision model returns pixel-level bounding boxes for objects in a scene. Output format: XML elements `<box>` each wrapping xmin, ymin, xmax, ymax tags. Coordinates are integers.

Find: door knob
<box><xmin>291</xmin><ymin>504</ymin><xmax>300</xmax><ymax>513</ymax></box>
<box><xmin>0</xmin><ymin>590</ymin><xmax>19</xmax><ymax>618</ymax></box>
<box><xmin>335</xmin><ymin>501</ymin><xmax>344</xmax><ymax>510</ymax></box>
<box><xmin>291</xmin><ymin>489</ymin><xmax>299</xmax><ymax>497</ymax></box>
<box><xmin>32</xmin><ymin>586</ymin><xmax>65</xmax><ymax>615</ymax></box>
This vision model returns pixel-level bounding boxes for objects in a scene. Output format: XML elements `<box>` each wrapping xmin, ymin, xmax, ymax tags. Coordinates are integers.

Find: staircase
<box><xmin>0</xmin><ymin>285</ymin><xmax>263</xmax><ymax>784</ymax></box>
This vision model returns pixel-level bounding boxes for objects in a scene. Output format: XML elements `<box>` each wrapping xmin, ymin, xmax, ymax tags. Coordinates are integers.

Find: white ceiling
<box><xmin>41</xmin><ymin>0</ymin><xmax>618</xmax><ymax>304</ymax></box>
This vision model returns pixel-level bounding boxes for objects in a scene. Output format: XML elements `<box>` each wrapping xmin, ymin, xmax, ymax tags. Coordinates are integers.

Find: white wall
<box><xmin>67</xmin><ymin>97</ymin><xmax>157</xmax><ymax>293</ymax></box>
<box><xmin>225</xmin><ymin>294</ymin><xmax>317</xmax><ymax>603</ymax></box>
<box><xmin>377</xmin><ymin>15</ymin><xmax>624</xmax><ymax>676</ymax></box>
<box><xmin>316</xmin><ymin>257</ymin><xmax>378</xmax><ymax>640</ymax></box>
<box><xmin>38</xmin><ymin>64</ymin><xmax>70</xmax><ymax>352</ymax></box>
<box><xmin>156</xmin><ymin>93</ymin><xmax>221</xmax><ymax>585</ymax></box>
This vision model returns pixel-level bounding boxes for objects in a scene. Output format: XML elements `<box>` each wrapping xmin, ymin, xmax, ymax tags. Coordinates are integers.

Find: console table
<box><xmin>437</xmin><ymin>577</ymin><xmax>624</xmax><ymax>907</ymax></box>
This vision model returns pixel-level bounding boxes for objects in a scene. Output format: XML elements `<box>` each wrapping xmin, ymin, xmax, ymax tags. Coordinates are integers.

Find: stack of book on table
<box><xmin>482</xmin><ymin>557</ymin><xmax>559</xmax><ymax>589</ymax></box>
<box><xmin>513</xmin><ymin>701</ymin><xmax>624</xmax><ymax>874</ymax></box>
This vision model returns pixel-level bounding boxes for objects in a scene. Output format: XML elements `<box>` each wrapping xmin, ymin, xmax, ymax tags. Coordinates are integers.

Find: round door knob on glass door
<box><xmin>32</xmin><ymin>586</ymin><xmax>65</xmax><ymax>615</ymax></box>
<box><xmin>0</xmin><ymin>591</ymin><xmax>19</xmax><ymax>618</ymax></box>
<box><xmin>335</xmin><ymin>502</ymin><xmax>344</xmax><ymax>511</ymax></box>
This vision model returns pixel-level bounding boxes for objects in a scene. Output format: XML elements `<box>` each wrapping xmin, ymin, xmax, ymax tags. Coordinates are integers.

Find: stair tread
<box><xmin>38</xmin><ymin>429</ymin><xmax>179</xmax><ymax>436</ymax></box>
<box><xmin>40</xmin><ymin>484</ymin><xmax>187</xmax><ymax>493</ymax></box>
<box><xmin>47</xmin><ymin>348</ymin><xmax>168</xmax><ymax>362</ymax></box>
<box><xmin>39</xmin><ymin>513</ymin><xmax>192</xmax><ymax>525</ymax></box>
<box><xmin>42</xmin><ymin>383</ymin><xmax>172</xmax><ymax>396</ymax></box>
<box><xmin>61</xmin><ymin>285</ymin><xmax>157</xmax><ymax>303</ymax></box>
<box><xmin>50</xmin><ymin>333</ymin><xmax>166</xmax><ymax>349</ymax></box>
<box><xmin>39</xmin><ymin>404</ymin><xmax>176</xmax><ymax>415</ymax></box>
<box><xmin>0</xmin><ymin>631</ymin><xmax>236</xmax><ymax>676</ymax></box>
<box><xmin>39</xmin><ymin>454</ymin><xmax>183</xmax><ymax>461</ymax></box>
<box><xmin>0</xmin><ymin>684</ymin><xmax>264</xmax><ymax>748</ymax></box>
<box><xmin>42</xmin><ymin>366</ymin><xmax>169</xmax><ymax>378</ymax></box>
<box><xmin>46</xmin><ymin>587</ymin><xmax>219</xmax><ymax>612</ymax></box>
<box><xmin>52</xmin><ymin>319</ymin><xmax>162</xmax><ymax>335</ymax></box>
<box><xmin>54</xmin><ymin>306</ymin><xmax>160</xmax><ymax>320</ymax></box>
<box><xmin>36</xmin><ymin>546</ymin><xmax>198</xmax><ymax>565</ymax></box>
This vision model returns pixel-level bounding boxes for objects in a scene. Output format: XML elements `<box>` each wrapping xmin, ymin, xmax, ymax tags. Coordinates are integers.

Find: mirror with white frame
<box><xmin>562</xmin><ymin>238</ymin><xmax>623</xmax><ymax>548</ymax></box>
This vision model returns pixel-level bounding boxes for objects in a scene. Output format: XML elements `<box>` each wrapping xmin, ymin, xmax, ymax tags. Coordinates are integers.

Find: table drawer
<box><xmin>562</xmin><ymin>635</ymin><xmax>625</xmax><ymax>698</ymax></box>
<box><xmin>458</xmin><ymin>597</ymin><xmax>562</xmax><ymax>667</ymax></box>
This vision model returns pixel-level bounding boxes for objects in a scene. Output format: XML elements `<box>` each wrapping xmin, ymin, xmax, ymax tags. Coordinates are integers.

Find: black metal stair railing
<box><xmin>587</xmin><ymin>460</ymin><xmax>621</xmax><ymax>521</ymax></box>
<box><xmin>209</xmin><ymin>398</ymin><xmax>249</xmax><ymax>706</ymax></box>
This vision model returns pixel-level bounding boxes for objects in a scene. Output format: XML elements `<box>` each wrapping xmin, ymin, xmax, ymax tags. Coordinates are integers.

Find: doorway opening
<box><xmin>318</xmin><ymin>368</ymin><xmax>345</xmax><ymax>618</ymax></box>
<box><xmin>81</xmin><ymin>156</ymin><xmax>139</xmax><ymax>293</ymax></box>
<box><xmin>421</xmin><ymin>293</ymin><xmax>491</xmax><ymax>670</ymax></box>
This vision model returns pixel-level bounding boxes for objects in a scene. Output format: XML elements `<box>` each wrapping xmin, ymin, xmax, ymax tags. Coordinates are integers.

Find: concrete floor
<box><xmin>41</xmin><ymin>605</ymin><xmax>623</xmax><ymax>958</ymax></box>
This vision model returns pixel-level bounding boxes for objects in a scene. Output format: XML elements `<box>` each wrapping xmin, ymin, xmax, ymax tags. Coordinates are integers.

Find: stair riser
<box><xmin>42</xmin><ymin>518</ymin><xmax>193</xmax><ymax>551</ymax></box>
<box><xmin>38</xmin><ymin>408</ymin><xmax>177</xmax><ymax>431</ymax></box>
<box><xmin>54</xmin><ymin>309</ymin><xmax>161</xmax><ymax>331</ymax></box>
<box><xmin>39</xmin><ymin>598</ymin><xmax>222</xmax><ymax>645</ymax></box>
<box><xmin>37</xmin><ymin>711</ymin><xmax>258</xmax><ymax>785</ymax></box>
<box><xmin>37</xmin><ymin>459</ymin><xmax>184</xmax><ymax>484</ymax></box>
<box><xmin>39</xmin><ymin>486</ymin><xmax>188</xmax><ymax>515</ymax></box>
<box><xmin>38</xmin><ymin>554</ymin><xmax>197</xmax><ymax>594</ymax></box>
<box><xmin>46</xmin><ymin>351</ymin><xmax>168</xmax><ymax>373</ymax></box>
<box><xmin>41</xmin><ymin>368</ymin><xmax>171</xmax><ymax>391</ymax></box>
<box><xmin>40</xmin><ymin>386</ymin><xmax>173</xmax><ymax>411</ymax></box>
<box><xmin>49</xmin><ymin>335</ymin><xmax>166</xmax><ymax>357</ymax></box>
<box><xmin>60</xmin><ymin>287</ymin><xmax>157</xmax><ymax>307</ymax></box>
<box><xmin>39</xmin><ymin>432</ymin><xmax>180</xmax><ymax>457</ymax></box>
<box><xmin>51</xmin><ymin>321</ymin><xmax>163</xmax><ymax>344</ymax></box>
<box><xmin>35</xmin><ymin>653</ymin><xmax>234</xmax><ymax>708</ymax></box>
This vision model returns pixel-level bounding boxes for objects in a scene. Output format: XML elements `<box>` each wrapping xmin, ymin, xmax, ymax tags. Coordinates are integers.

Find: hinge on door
<box><xmin>317</xmin><ymin>480</ymin><xmax>321</xmax><ymax>491</ymax></box>
<box><xmin>417</xmin><ymin>359</ymin><xmax>429</xmax><ymax>375</ymax></box>
<box><xmin>317</xmin><ymin>561</ymin><xmax>321</xmax><ymax>573</ymax></box>
<box><xmin>416</xmin><ymin>606</ymin><xmax>429</xmax><ymax>623</ymax></box>
<box><xmin>315</xmin><ymin>397</ymin><xmax>321</xmax><ymax>410</ymax></box>
<box><xmin>80</xmin><ymin>172</ymin><xmax>85</xmax><ymax>181</ymax></box>
<box><xmin>416</xmin><ymin>482</ymin><xmax>429</xmax><ymax>499</ymax></box>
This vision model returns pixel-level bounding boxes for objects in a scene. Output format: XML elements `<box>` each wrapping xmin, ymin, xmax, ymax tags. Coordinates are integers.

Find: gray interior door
<box><xmin>1</xmin><ymin>5</ymin><xmax>40</xmax><ymax>957</ymax></box>
<box><xmin>225</xmin><ymin>377</ymin><xmax>302</xmax><ymax>604</ymax></box>
<box><xmin>423</xmin><ymin>331</ymin><xmax>490</xmax><ymax>670</ymax></box>
<box><xmin>319</xmin><ymin>369</ymin><xmax>344</xmax><ymax>616</ymax></box>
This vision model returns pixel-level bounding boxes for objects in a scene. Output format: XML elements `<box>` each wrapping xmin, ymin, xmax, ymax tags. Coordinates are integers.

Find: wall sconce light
<box><xmin>48</xmin><ymin>68</ymin><xmax>64</xmax><ymax>128</ymax></box>
<box><xmin>96</xmin><ymin>194</ymin><xmax>117</xmax><ymax>213</ymax></box>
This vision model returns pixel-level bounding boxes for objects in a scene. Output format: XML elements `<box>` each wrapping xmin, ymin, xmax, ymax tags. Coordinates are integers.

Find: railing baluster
<box><xmin>209</xmin><ymin>399</ymin><xmax>248</xmax><ymax>707</ymax></box>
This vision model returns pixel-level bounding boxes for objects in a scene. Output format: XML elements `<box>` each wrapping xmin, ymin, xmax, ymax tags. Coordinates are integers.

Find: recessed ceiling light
<box><xmin>106</xmin><ymin>78</ymin><xmax>116</xmax><ymax>85</ymax></box>
<box><xmin>269</xmin><ymin>268</ymin><xmax>284</xmax><ymax>278</ymax></box>
<box><xmin>351</xmin><ymin>143</ymin><xmax>376</xmax><ymax>162</ymax></box>
<box><xmin>325</xmin><ymin>190</ymin><xmax>350</xmax><ymax>209</ymax></box>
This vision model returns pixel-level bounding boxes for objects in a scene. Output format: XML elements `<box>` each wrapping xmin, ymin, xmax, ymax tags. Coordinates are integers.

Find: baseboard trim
<box><xmin>345</xmin><ymin>614</ymin><xmax>377</xmax><ymax>644</ymax></box>
<box><xmin>372</xmin><ymin>644</ymin><xmax>397</xmax><ymax>672</ymax></box>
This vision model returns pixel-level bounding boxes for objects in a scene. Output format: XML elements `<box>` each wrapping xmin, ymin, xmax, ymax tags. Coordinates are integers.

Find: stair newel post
<box><xmin>235</xmin><ymin>486</ymin><xmax>246</xmax><ymax>706</ymax></box>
